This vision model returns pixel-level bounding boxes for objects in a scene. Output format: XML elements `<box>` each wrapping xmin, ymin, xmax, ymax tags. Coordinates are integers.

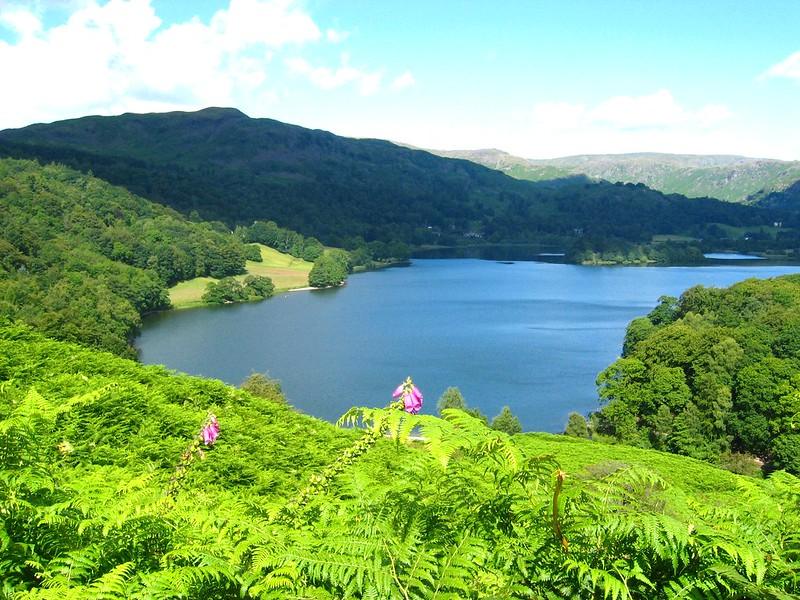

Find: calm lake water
<box><xmin>137</xmin><ymin>259</ymin><xmax>800</xmax><ymax>432</ymax></box>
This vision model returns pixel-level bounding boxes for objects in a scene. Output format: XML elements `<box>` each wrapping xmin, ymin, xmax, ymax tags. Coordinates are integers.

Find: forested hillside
<box><xmin>2</xmin><ymin>320</ymin><xmax>799</xmax><ymax>598</ymax></box>
<box><xmin>755</xmin><ymin>179</ymin><xmax>800</xmax><ymax>210</ymax></box>
<box><xmin>435</xmin><ymin>149</ymin><xmax>800</xmax><ymax>206</ymax></box>
<box><xmin>0</xmin><ymin>108</ymin><xmax>792</xmax><ymax>251</ymax></box>
<box><xmin>594</xmin><ymin>274</ymin><xmax>800</xmax><ymax>474</ymax></box>
<box><xmin>0</xmin><ymin>158</ymin><xmax>249</xmax><ymax>356</ymax></box>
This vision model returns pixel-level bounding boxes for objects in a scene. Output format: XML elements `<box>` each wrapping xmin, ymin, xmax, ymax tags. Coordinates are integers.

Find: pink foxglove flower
<box><xmin>200</xmin><ymin>414</ymin><xmax>220</xmax><ymax>445</ymax></box>
<box><xmin>393</xmin><ymin>377</ymin><xmax>423</xmax><ymax>414</ymax></box>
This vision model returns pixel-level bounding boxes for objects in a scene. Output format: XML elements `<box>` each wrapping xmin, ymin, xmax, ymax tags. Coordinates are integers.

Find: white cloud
<box><xmin>326</xmin><ymin>28</ymin><xmax>349</xmax><ymax>43</ymax></box>
<box><xmin>515</xmin><ymin>91</ymin><xmax>741</xmax><ymax>157</ymax></box>
<box><xmin>532</xmin><ymin>90</ymin><xmax>732</xmax><ymax>132</ymax></box>
<box><xmin>0</xmin><ymin>0</ymin><xmax>345</xmax><ymax>128</ymax></box>
<box><xmin>390</xmin><ymin>71</ymin><xmax>415</xmax><ymax>91</ymax></box>
<box><xmin>0</xmin><ymin>6</ymin><xmax>43</xmax><ymax>38</ymax></box>
<box><xmin>209</xmin><ymin>0</ymin><xmax>320</xmax><ymax>52</ymax></box>
<box><xmin>764</xmin><ymin>50</ymin><xmax>800</xmax><ymax>80</ymax></box>
<box><xmin>285</xmin><ymin>54</ymin><xmax>383</xmax><ymax>95</ymax></box>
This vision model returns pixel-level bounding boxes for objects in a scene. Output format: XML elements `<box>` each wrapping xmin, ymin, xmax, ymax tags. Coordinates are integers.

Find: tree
<box><xmin>308</xmin><ymin>254</ymin><xmax>347</xmax><ymax>288</ymax></box>
<box><xmin>436</xmin><ymin>387</ymin><xmax>489</xmax><ymax>423</ymax></box>
<box><xmin>327</xmin><ymin>248</ymin><xmax>353</xmax><ymax>273</ymax></box>
<box><xmin>437</xmin><ymin>387</ymin><xmax>466</xmax><ymax>414</ymax></box>
<box><xmin>647</xmin><ymin>295</ymin><xmax>679</xmax><ymax>325</ymax></box>
<box><xmin>564</xmin><ymin>412</ymin><xmax>589</xmax><ymax>438</ymax></box>
<box><xmin>491</xmin><ymin>406</ymin><xmax>522</xmax><ymax>435</ymax></box>
<box><xmin>650</xmin><ymin>404</ymin><xmax>674</xmax><ymax>450</ymax></box>
<box><xmin>302</xmin><ymin>237</ymin><xmax>324</xmax><ymax>262</ymax></box>
<box><xmin>202</xmin><ymin>277</ymin><xmax>246</xmax><ymax>304</ymax></box>
<box><xmin>240</xmin><ymin>372</ymin><xmax>285</xmax><ymax>404</ymax></box>
<box><xmin>243</xmin><ymin>275</ymin><xmax>274</xmax><ymax>299</ymax></box>
<box><xmin>243</xmin><ymin>244</ymin><xmax>263</xmax><ymax>262</ymax></box>
<box><xmin>771</xmin><ymin>434</ymin><xmax>800</xmax><ymax>472</ymax></box>
<box><xmin>669</xmin><ymin>402</ymin><xmax>715</xmax><ymax>460</ymax></box>
<box><xmin>622</xmin><ymin>317</ymin><xmax>655</xmax><ymax>356</ymax></box>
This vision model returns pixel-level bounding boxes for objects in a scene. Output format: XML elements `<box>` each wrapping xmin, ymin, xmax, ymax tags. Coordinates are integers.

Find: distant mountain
<box><xmin>0</xmin><ymin>108</ymin><xmax>789</xmax><ymax>249</ymax></box>
<box><xmin>433</xmin><ymin>149</ymin><xmax>800</xmax><ymax>205</ymax></box>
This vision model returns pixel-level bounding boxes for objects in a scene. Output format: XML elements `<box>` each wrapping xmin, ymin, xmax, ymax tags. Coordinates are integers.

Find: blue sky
<box><xmin>1</xmin><ymin>0</ymin><xmax>799</xmax><ymax>159</ymax></box>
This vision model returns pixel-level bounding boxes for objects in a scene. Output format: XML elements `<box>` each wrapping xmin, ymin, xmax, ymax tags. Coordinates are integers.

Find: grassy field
<box><xmin>169</xmin><ymin>244</ymin><xmax>313</xmax><ymax>308</ymax></box>
<box><xmin>518</xmin><ymin>433</ymin><xmax>747</xmax><ymax>500</ymax></box>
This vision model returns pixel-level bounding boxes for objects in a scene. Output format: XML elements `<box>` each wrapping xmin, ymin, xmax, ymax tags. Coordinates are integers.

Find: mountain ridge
<box><xmin>431</xmin><ymin>148</ymin><xmax>800</xmax><ymax>204</ymax></box>
<box><xmin>0</xmin><ymin>107</ymin><xmax>791</xmax><ymax>252</ymax></box>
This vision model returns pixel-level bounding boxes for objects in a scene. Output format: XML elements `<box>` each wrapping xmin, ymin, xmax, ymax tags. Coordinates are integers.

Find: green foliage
<box><xmin>242</xmin><ymin>220</ymin><xmax>324</xmax><ymax>263</ymax></box>
<box><xmin>201</xmin><ymin>275</ymin><xmax>274</xmax><ymax>304</ymax></box>
<box><xmin>491</xmin><ymin>405</ymin><xmax>523</xmax><ymax>435</ymax></box>
<box><xmin>0</xmin><ymin>321</ymin><xmax>799</xmax><ymax>598</ymax></box>
<box><xmin>244</xmin><ymin>274</ymin><xmax>275</xmax><ymax>298</ymax></box>
<box><xmin>0</xmin><ymin>108</ymin><xmax>791</xmax><ymax>253</ymax></box>
<box><xmin>596</xmin><ymin>274</ymin><xmax>800</xmax><ymax>474</ymax></box>
<box><xmin>436</xmin><ymin>387</ymin><xmax>489</xmax><ymax>424</ymax></box>
<box><xmin>569</xmin><ymin>238</ymin><xmax>715</xmax><ymax>266</ymax></box>
<box><xmin>243</xmin><ymin>244</ymin><xmax>263</xmax><ymax>262</ymax></box>
<box><xmin>437</xmin><ymin>387</ymin><xmax>466</xmax><ymax>413</ymax></box>
<box><xmin>564</xmin><ymin>412</ymin><xmax>589</xmax><ymax>438</ymax></box>
<box><xmin>0</xmin><ymin>158</ymin><xmax>249</xmax><ymax>355</ymax></box>
<box><xmin>202</xmin><ymin>277</ymin><xmax>248</xmax><ymax>303</ymax></box>
<box><xmin>308</xmin><ymin>253</ymin><xmax>350</xmax><ymax>288</ymax></box>
<box><xmin>240</xmin><ymin>372</ymin><xmax>284</xmax><ymax>404</ymax></box>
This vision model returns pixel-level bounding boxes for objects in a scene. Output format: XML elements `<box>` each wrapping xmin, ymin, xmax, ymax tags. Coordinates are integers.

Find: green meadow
<box><xmin>169</xmin><ymin>244</ymin><xmax>313</xmax><ymax>308</ymax></box>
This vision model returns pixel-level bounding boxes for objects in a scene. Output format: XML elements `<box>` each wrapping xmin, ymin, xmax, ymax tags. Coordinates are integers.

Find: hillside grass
<box><xmin>2</xmin><ymin>321</ymin><xmax>798</xmax><ymax>597</ymax></box>
<box><xmin>169</xmin><ymin>244</ymin><xmax>313</xmax><ymax>308</ymax></box>
<box><xmin>518</xmin><ymin>433</ymin><xmax>746</xmax><ymax>501</ymax></box>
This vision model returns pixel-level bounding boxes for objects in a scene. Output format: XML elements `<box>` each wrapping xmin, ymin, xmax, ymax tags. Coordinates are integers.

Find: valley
<box><xmin>1</xmin><ymin>1</ymin><xmax>799</xmax><ymax>593</ymax></box>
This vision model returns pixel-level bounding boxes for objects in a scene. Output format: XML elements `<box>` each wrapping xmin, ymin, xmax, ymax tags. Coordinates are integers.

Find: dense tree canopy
<box><xmin>0</xmin><ymin>159</ymin><xmax>248</xmax><ymax>355</ymax></box>
<box><xmin>308</xmin><ymin>251</ymin><xmax>351</xmax><ymax>288</ymax></box>
<box><xmin>1</xmin><ymin>108</ymin><xmax>795</xmax><ymax>255</ymax></box>
<box><xmin>202</xmin><ymin>275</ymin><xmax>275</xmax><ymax>304</ymax></box>
<box><xmin>594</xmin><ymin>275</ymin><xmax>800</xmax><ymax>474</ymax></box>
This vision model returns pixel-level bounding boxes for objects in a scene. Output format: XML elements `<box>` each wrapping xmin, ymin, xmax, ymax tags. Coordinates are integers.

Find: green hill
<box><xmin>2</xmin><ymin>320</ymin><xmax>798</xmax><ymax>598</ymax></box>
<box><xmin>0</xmin><ymin>158</ymin><xmax>255</xmax><ymax>355</ymax></box>
<box><xmin>0</xmin><ymin>109</ymin><xmax>792</xmax><ymax>252</ymax></box>
<box><xmin>435</xmin><ymin>149</ymin><xmax>800</xmax><ymax>205</ymax></box>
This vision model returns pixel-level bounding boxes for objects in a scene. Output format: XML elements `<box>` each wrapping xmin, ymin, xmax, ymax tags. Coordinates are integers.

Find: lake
<box><xmin>137</xmin><ymin>259</ymin><xmax>800</xmax><ymax>432</ymax></box>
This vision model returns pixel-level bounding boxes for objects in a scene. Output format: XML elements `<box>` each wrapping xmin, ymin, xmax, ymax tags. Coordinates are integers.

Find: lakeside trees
<box><xmin>202</xmin><ymin>275</ymin><xmax>275</xmax><ymax>304</ymax></box>
<box><xmin>308</xmin><ymin>250</ymin><xmax>351</xmax><ymax>288</ymax></box>
<box><xmin>593</xmin><ymin>275</ymin><xmax>800</xmax><ymax>474</ymax></box>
